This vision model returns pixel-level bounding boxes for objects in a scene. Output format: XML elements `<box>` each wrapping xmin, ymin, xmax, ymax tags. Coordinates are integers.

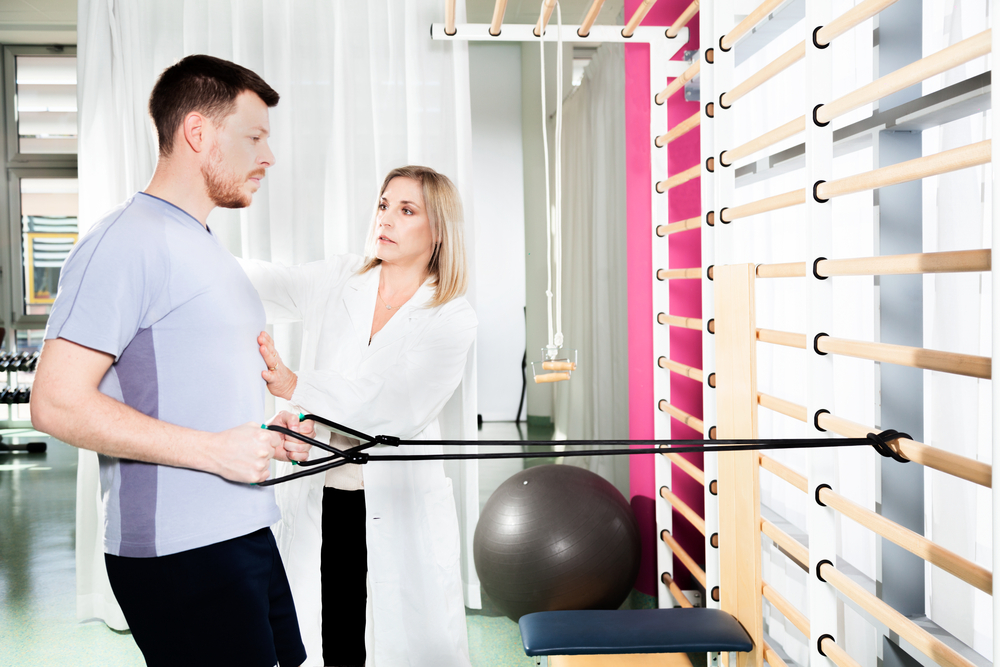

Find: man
<box><xmin>31</xmin><ymin>55</ymin><xmax>309</xmax><ymax>667</ymax></box>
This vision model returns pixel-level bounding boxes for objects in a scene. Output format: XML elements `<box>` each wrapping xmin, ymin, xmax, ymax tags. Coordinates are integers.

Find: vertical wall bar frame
<box><xmin>715</xmin><ymin>263</ymin><xmax>763</xmax><ymax>667</ymax></box>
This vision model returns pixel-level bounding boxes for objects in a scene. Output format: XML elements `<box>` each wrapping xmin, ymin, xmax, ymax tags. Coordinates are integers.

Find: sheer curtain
<box><xmin>554</xmin><ymin>44</ymin><xmax>631</xmax><ymax>495</ymax></box>
<box><xmin>76</xmin><ymin>0</ymin><xmax>479</xmax><ymax>627</ymax></box>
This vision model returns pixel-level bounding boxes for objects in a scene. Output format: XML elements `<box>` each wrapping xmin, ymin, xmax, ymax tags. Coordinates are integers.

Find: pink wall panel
<box><xmin>624</xmin><ymin>0</ymin><xmax>702</xmax><ymax>597</ymax></box>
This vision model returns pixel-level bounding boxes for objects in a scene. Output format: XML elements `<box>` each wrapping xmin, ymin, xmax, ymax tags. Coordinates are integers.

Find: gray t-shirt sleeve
<box><xmin>46</xmin><ymin>206</ymin><xmax>169</xmax><ymax>360</ymax></box>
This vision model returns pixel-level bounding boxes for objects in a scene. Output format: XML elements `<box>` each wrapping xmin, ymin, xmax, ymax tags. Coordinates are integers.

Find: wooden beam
<box><xmin>714</xmin><ymin>264</ymin><xmax>763</xmax><ymax>667</ymax></box>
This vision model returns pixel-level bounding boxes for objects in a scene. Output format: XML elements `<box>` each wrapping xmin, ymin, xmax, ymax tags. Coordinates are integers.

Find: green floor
<box><xmin>0</xmin><ymin>427</ymin><xmax>660</xmax><ymax>667</ymax></box>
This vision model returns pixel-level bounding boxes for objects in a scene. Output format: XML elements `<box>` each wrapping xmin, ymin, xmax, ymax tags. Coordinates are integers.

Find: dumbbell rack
<box><xmin>0</xmin><ymin>350</ymin><xmax>39</xmax><ymax>428</ymax></box>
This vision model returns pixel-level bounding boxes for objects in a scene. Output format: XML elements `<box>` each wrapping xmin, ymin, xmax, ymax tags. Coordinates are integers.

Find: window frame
<box><xmin>7</xmin><ymin>167</ymin><xmax>79</xmax><ymax>328</ymax></box>
<box><xmin>3</xmin><ymin>44</ymin><xmax>78</xmax><ymax>166</ymax></box>
<box><xmin>0</xmin><ymin>44</ymin><xmax>78</xmax><ymax>332</ymax></box>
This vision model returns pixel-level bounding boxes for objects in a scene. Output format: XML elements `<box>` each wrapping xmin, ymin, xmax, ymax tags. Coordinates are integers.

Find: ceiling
<box><xmin>0</xmin><ymin>1</ymin><xmax>627</xmax><ymax>47</ymax></box>
<box><xmin>0</xmin><ymin>0</ymin><xmax>76</xmax><ymax>44</ymax></box>
<box><xmin>465</xmin><ymin>0</ymin><xmax>625</xmax><ymax>26</ymax></box>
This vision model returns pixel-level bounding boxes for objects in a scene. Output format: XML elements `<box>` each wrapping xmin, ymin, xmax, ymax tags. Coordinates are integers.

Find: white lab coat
<box><xmin>241</xmin><ymin>254</ymin><xmax>476</xmax><ymax>667</ymax></box>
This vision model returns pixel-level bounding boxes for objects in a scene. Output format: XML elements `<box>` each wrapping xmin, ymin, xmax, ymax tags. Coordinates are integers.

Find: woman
<box><xmin>242</xmin><ymin>166</ymin><xmax>476</xmax><ymax>667</ymax></box>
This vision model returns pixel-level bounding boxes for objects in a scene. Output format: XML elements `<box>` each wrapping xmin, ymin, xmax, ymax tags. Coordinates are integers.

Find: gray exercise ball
<box><xmin>473</xmin><ymin>464</ymin><xmax>641</xmax><ymax>621</ymax></box>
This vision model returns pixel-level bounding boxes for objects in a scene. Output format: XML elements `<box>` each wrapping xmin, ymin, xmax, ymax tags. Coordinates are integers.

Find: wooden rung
<box><xmin>657</xmin><ymin>356</ymin><xmax>705</xmax><ymax>383</ymax></box>
<box><xmin>658</xmin><ymin>400</ymin><xmax>705</xmax><ymax>434</ymax></box>
<box><xmin>656</xmin><ymin>164</ymin><xmax>701</xmax><ymax>194</ymax></box>
<box><xmin>444</xmin><ymin>0</ymin><xmax>457</xmax><ymax>34</ymax></box>
<box><xmin>817</xmin><ymin>412</ymin><xmax>992</xmax><ymax>488</ymax></box>
<box><xmin>719</xmin><ymin>0</ymin><xmax>785</xmax><ymax>50</ymax></box>
<box><xmin>657</xmin><ymin>268</ymin><xmax>702</xmax><ymax>280</ymax></box>
<box><xmin>762</xmin><ymin>581</ymin><xmax>809</xmax><ymax>637</ymax></box>
<box><xmin>663</xmin><ymin>451</ymin><xmax>705</xmax><ymax>485</ymax></box>
<box><xmin>657</xmin><ymin>215</ymin><xmax>701</xmax><ymax>237</ymax></box>
<box><xmin>818</xmin><ymin>485</ymin><xmax>991</xmax><ymax>593</ymax></box>
<box><xmin>816</xmin><ymin>29</ymin><xmax>992</xmax><ymax>124</ymax></box>
<box><xmin>820</xmin><ymin>637</ymin><xmax>863</xmax><ymax>667</ymax></box>
<box><xmin>756</xmin><ymin>262</ymin><xmax>807</xmax><ymax>278</ymax></box>
<box><xmin>489</xmin><ymin>0</ymin><xmax>508</xmax><ymax>36</ymax></box>
<box><xmin>819</xmin><ymin>563</ymin><xmax>978</xmax><ymax>667</ymax></box>
<box><xmin>721</xmin><ymin>116</ymin><xmax>805</xmax><ymax>167</ymax></box>
<box><xmin>656</xmin><ymin>110</ymin><xmax>701</xmax><ymax>148</ymax></box>
<box><xmin>534</xmin><ymin>0</ymin><xmax>557</xmax><ymax>36</ymax></box>
<box><xmin>720</xmin><ymin>189</ymin><xmax>805</xmax><ymax>222</ymax></box>
<box><xmin>721</xmin><ymin>41</ymin><xmax>804</xmax><ymax>109</ymax></box>
<box><xmin>660</xmin><ymin>529</ymin><xmax>708</xmax><ymax>587</ymax></box>
<box><xmin>657</xmin><ymin>313</ymin><xmax>703</xmax><ymax>331</ymax></box>
<box><xmin>666</xmin><ymin>0</ymin><xmax>699</xmax><ymax>38</ymax></box>
<box><xmin>756</xmin><ymin>328</ymin><xmax>807</xmax><ymax>349</ymax></box>
<box><xmin>760</xmin><ymin>519</ymin><xmax>808</xmax><ymax>569</ymax></box>
<box><xmin>816</xmin><ymin>334</ymin><xmax>991</xmax><ymax>379</ymax></box>
<box><xmin>758</xmin><ymin>452</ymin><xmax>808</xmax><ymax>493</ymax></box>
<box><xmin>576</xmin><ymin>0</ymin><xmax>607</xmax><ymax>37</ymax></box>
<box><xmin>660</xmin><ymin>486</ymin><xmax>707</xmax><ymax>535</ymax></box>
<box><xmin>817</xmin><ymin>249</ymin><xmax>991</xmax><ymax>276</ymax></box>
<box><xmin>622</xmin><ymin>0</ymin><xmax>659</xmax><ymax>38</ymax></box>
<box><xmin>758</xmin><ymin>392</ymin><xmax>809</xmax><ymax>424</ymax></box>
<box><xmin>763</xmin><ymin>642</ymin><xmax>789</xmax><ymax>667</ymax></box>
<box><xmin>816</xmin><ymin>140</ymin><xmax>991</xmax><ymax>201</ymax></box>
<box><xmin>655</xmin><ymin>60</ymin><xmax>700</xmax><ymax>105</ymax></box>
<box><xmin>815</xmin><ymin>0</ymin><xmax>899</xmax><ymax>46</ymax></box>
<box><xmin>661</xmin><ymin>572</ymin><xmax>694</xmax><ymax>608</ymax></box>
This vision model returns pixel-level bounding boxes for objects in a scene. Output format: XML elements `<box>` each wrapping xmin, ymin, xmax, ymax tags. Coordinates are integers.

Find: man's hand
<box><xmin>267</xmin><ymin>410</ymin><xmax>315</xmax><ymax>463</ymax></box>
<box><xmin>206</xmin><ymin>422</ymin><xmax>281</xmax><ymax>484</ymax></box>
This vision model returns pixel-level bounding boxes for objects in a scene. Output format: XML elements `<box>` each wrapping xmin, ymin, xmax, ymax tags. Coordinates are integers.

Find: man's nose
<box><xmin>259</xmin><ymin>142</ymin><xmax>275</xmax><ymax>168</ymax></box>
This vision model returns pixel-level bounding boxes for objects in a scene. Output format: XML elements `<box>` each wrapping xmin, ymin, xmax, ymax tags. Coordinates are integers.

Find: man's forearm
<box><xmin>31</xmin><ymin>338</ymin><xmax>277</xmax><ymax>483</ymax></box>
<box><xmin>32</xmin><ymin>384</ymin><xmax>216</xmax><ymax>472</ymax></box>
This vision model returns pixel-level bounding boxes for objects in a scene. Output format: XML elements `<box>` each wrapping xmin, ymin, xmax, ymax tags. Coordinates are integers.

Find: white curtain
<box><xmin>76</xmin><ymin>0</ymin><xmax>480</xmax><ymax>627</ymax></box>
<box><xmin>553</xmin><ymin>44</ymin><xmax>631</xmax><ymax>496</ymax></box>
<box><xmin>922</xmin><ymin>0</ymin><xmax>992</xmax><ymax>658</ymax></box>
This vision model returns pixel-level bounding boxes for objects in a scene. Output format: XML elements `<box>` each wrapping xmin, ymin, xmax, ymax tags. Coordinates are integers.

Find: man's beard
<box><xmin>201</xmin><ymin>146</ymin><xmax>263</xmax><ymax>209</ymax></box>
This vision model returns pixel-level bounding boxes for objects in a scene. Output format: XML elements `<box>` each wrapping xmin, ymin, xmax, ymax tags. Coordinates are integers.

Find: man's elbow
<box><xmin>29</xmin><ymin>383</ymin><xmax>60</xmax><ymax>438</ymax></box>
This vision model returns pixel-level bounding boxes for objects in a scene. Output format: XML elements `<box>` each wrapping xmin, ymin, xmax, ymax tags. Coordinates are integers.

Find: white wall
<box><xmin>469</xmin><ymin>43</ymin><xmax>527</xmax><ymax>421</ymax></box>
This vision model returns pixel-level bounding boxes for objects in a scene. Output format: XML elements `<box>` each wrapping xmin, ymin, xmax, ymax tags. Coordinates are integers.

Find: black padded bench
<box><xmin>519</xmin><ymin>608</ymin><xmax>753</xmax><ymax>666</ymax></box>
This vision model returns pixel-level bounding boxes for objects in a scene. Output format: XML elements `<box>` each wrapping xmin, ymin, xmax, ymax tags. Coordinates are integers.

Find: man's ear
<box><xmin>182</xmin><ymin>111</ymin><xmax>208</xmax><ymax>154</ymax></box>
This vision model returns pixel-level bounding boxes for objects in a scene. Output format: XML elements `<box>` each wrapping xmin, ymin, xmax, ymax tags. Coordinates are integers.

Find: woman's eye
<box><xmin>403</xmin><ymin>208</ymin><xmax>412</xmax><ymax>215</ymax></box>
<box><xmin>379</xmin><ymin>203</ymin><xmax>387</xmax><ymax>210</ymax></box>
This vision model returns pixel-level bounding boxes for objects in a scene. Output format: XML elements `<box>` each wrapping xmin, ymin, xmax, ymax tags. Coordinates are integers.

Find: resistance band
<box><xmin>256</xmin><ymin>413</ymin><xmax>910</xmax><ymax>487</ymax></box>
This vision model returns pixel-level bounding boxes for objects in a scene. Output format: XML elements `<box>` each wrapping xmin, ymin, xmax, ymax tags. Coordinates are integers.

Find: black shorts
<box><xmin>105</xmin><ymin>527</ymin><xmax>306</xmax><ymax>667</ymax></box>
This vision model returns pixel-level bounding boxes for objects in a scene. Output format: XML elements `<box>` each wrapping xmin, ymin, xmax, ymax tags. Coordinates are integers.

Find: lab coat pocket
<box><xmin>424</xmin><ymin>478</ymin><xmax>461</xmax><ymax>569</ymax></box>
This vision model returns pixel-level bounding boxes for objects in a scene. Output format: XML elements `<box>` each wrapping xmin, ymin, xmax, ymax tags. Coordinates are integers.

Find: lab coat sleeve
<box><xmin>290</xmin><ymin>302</ymin><xmax>477</xmax><ymax>440</ymax></box>
<box><xmin>238</xmin><ymin>257</ymin><xmax>344</xmax><ymax>323</ymax></box>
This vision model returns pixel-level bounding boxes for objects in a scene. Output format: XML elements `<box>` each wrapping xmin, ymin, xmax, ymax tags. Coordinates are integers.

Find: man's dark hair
<box><xmin>148</xmin><ymin>54</ymin><xmax>280</xmax><ymax>157</ymax></box>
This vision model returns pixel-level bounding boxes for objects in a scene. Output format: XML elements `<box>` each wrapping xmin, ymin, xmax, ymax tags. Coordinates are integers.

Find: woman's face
<box><xmin>375</xmin><ymin>177</ymin><xmax>435</xmax><ymax>270</ymax></box>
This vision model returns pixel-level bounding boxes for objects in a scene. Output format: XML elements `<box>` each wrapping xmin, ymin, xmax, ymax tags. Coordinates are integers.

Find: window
<box><xmin>2</xmin><ymin>46</ymin><xmax>78</xmax><ymax>329</ymax></box>
<box><xmin>15</xmin><ymin>55</ymin><xmax>78</xmax><ymax>155</ymax></box>
<box><xmin>0</xmin><ymin>45</ymin><xmax>77</xmax><ymax>424</ymax></box>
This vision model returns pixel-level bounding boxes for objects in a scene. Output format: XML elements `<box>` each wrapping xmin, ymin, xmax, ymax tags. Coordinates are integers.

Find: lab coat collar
<box><xmin>343</xmin><ymin>263</ymin><xmax>437</xmax><ymax>350</ymax></box>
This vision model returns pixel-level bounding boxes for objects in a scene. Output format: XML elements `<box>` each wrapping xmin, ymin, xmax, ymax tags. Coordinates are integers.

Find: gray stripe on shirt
<box><xmin>115</xmin><ymin>327</ymin><xmax>159</xmax><ymax>557</ymax></box>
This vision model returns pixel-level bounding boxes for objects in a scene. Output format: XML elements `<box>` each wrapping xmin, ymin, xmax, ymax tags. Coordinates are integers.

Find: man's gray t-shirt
<box><xmin>45</xmin><ymin>192</ymin><xmax>280</xmax><ymax>557</ymax></box>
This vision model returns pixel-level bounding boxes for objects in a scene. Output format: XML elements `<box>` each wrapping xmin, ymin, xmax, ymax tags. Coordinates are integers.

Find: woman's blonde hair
<box><xmin>360</xmin><ymin>166</ymin><xmax>468</xmax><ymax>307</ymax></box>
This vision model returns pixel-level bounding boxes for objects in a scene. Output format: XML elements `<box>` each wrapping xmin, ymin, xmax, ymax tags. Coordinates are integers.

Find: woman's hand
<box><xmin>266</xmin><ymin>410</ymin><xmax>316</xmax><ymax>463</ymax></box>
<box><xmin>258</xmin><ymin>331</ymin><xmax>298</xmax><ymax>400</ymax></box>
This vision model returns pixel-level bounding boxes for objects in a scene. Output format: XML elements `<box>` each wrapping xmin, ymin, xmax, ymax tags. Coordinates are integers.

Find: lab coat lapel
<box><xmin>343</xmin><ymin>265</ymin><xmax>379</xmax><ymax>350</ymax></box>
<box><xmin>367</xmin><ymin>282</ymin><xmax>435</xmax><ymax>355</ymax></box>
